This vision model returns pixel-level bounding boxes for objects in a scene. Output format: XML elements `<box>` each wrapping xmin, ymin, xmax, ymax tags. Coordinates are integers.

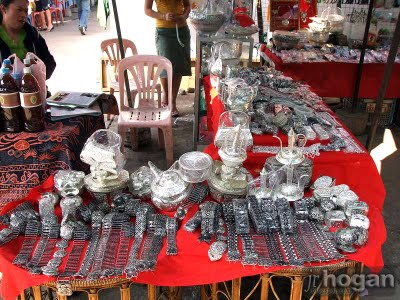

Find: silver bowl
<box><xmin>189</xmin><ymin>12</ymin><xmax>225</xmax><ymax>34</ymax></box>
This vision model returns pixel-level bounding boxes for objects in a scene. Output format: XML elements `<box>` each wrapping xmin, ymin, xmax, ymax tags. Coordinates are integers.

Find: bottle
<box><xmin>0</xmin><ymin>68</ymin><xmax>23</xmax><ymax>132</ymax></box>
<box><xmin>26</xmin><ymin>53</ymin><xmax>37</xmax><ymax>66</ymax></box>
<box><xmin>20</xmin><ymin>67</ymin><xmax>45</xmax><ymax>132</ymax></box>
<box><xmin>2</xmin><ymin>59</ymin><xmax>13</xmax><ymax>73</ymax></box>
<box><xmin>23</xmin><ymin>58</ymin><xmax>31</xmax><ymax>68</ymax></box>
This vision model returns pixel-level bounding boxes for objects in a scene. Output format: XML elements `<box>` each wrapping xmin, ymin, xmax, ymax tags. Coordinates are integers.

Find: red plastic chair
<box><xmin>50</xmin><ymin>6</ymin><xmax>64</xmax><ymax>25</ymax></box>
<box><xmin>117</xmin><ymin>55</ymin><xmax>174</xmax><ymax>167</ymax></box>
<box><xmin>54</xmin><ymin>0</ymin><xmax>65</xmax><ymax>16</ymax></box>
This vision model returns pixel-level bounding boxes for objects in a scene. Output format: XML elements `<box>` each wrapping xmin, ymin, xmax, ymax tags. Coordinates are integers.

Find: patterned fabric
<box><xmin>0</xmin><ymin>115</ymin><xmax>104</xmax><ymax>209</ymax></box>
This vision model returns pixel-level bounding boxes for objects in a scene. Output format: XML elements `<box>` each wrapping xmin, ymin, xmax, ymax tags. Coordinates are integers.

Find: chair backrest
<box><xmin>100</xmin><ymin>38</ymin><xmax>138</xmax><ymax>68</ymax></box>
<box><xmin>118</xmin><ymin>55</ymin><xmax>172</xmax><ymax>112</ymax></box>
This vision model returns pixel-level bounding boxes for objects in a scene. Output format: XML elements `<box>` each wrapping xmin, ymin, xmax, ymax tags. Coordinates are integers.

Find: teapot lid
<box><xmin>151</xmin><ymin>170</ymin><xmax>188</xmax><ymax>197</ymax></box>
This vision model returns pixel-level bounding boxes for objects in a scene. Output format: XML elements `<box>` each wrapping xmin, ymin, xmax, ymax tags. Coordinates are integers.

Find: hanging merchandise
<box><xmin>270</xmin><ymin>0</ymin><xmax>300</xmax><ymax>32</ymax></box>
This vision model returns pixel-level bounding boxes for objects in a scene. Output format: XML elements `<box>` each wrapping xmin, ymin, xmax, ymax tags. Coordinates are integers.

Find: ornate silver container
<box><xmin>54</xmin><ymin>170</ymin><xmax>85</xmax><ymax>197</ymax></box>
<box><xmin>188</xmin><ymin>0</ymin><xmax>225</xmax><ymax>35</ymax></box>
<box><xmin>336</xmin><ymin>190</ymin><xmax>359</xmax><ymax>209</ymax></box>
<box><xmin>349</xmin><ymin>214</ymin><xmax>370</xmax><ymax>229</ymax></box>
<box><xmin>345</xmin><ymin>200</ymin><xmax>369</xmax><ymax>217</ymax></box>
<box><xmin>325</xmin><ymin>210</ymin><xmax>346</xmax><ymax>229</ymax></box>
<box><xmin>275</xmin><ymin>128</ymin><xmax>306</xmax><ymax>165</ymax></box>
<box><xmin>80</xmin><ymin>130</ymin><xmax>129</xmax><ymax>195</ymax></box>
<box><xmin>178</xmin><ymin>152</ymin><xmax>212</xmax><ymax>183</ymax></box>
<box><xmin>209</xmin><ymin>113</ymin><xmax>253</xmax><ymax>201</ymax></box>
<box><xmin>149</xmin><ymin>162</ymin><xmax>192</xmax><ymax>211</ymax></box>
<box><xmin>335</xmin><ymin>228</ymin><xmax>358</xmax><ymax>253</ymax></box>
<box><xmin>130</xmin><ymin>166</ymin><xmax>152</xmax><ymax>200</ymax></box>
<box><xmin>208</xmin><ymin>160</ymin><xmax>252</xmax><ymax>202</ymax></box>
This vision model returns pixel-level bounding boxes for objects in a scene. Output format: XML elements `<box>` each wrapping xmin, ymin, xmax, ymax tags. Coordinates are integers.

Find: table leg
<box><xmin>320</xmin><ymin>286</ymin><xmax>329</xmax><ymax>300</ymax></box>
<box><xmin>168</xmin><ymin>286</ymin><xmax>182</xmax><ymax>300</ymax></box>
<box><xmin>55</xmin><ymin>293</ymin><xmax>67</xmax><ymax>300</ymax></box>
<box><xmin>232</xmin><ymin>278</ymin><xmax>241</xmax><ymax>300</ymax></box>
<box><xmin>32</xmin><ymin>286</ymin><xmax>42</xmax><ymax>300</ymax></box>
<box><xmin>260</xmin><ymin>274</ymin><xmax>270</xmax><ymax>300</ymax></box>
<box><xmin>344</xmin><ymin>266</ymin><xmax>355</xmax><ymax>300</ymax></box>
<box><xmin>87</xmin><ymin>289</ymin><xmax>98</xmax><ymax>300</ymax></box>
<box><xmin>290</xmin><ymin>276</ymin><xmax>303</xmax><ymax>300</ymax></box>
<box><xmin>354</xmin><ymin>262</ymin><xmax>364</xmax><ymax>300</ymax></box>
<box><xmin>200</xmin><ymin>285</ymin><xmax>208</xmax><ymax>300</ymax></box>
<box><xmin>148</xmin><ymin>284</ymin><xmax>157</xmax><ymax>300</ymax></box>
<box><xmin>120</xmin><ymin>283</ymin><xmax>130</xmax><ymax>300</ymax></box>
<box><xmin>19</xmin><ymin>290</ymin><xmax>26</xmax><ymax>300</ymax></box>
<box><xmin>211</xmin><ymin>283</ymin><xmax>218</xmax><ymax>300</ymax></box>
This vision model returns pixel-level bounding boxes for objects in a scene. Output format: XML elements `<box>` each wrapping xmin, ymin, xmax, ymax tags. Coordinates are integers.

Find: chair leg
<box><xmin>158</xmin><ymin>128</ymin><xmax>165</xmax><ymax>150</ymax></box>
<box><xmin>162</xmin><ymin>127</ymin><xmax>174</xmax><ymax>167</ymax></box>
<box><xmin>118</xmin><ymin>127</ymin><xmax>126</xmax><ymax>153</ymax></box>
<box><xmin>156</xmin><ymin>84</ymin><xmax>161</xmax><ymax>108</ymax></box>
<box><xmin>107</xmin><ymin>88</ymin><xmax>115</xmax><ymax>120</ymax></box>
<box><xmin>130</xmin><ymin>128</ymin><xmax>138</xmax><ymax>151</ymax></box>
<box><xmin>32</xmin><ymin>286</ymin><xmax>42</xmax><ymax>300</ymax></box>
<box><xmin>59</xmin><ymin>11</ymin><xmax>64</xmax><ymax>24</ymax></box>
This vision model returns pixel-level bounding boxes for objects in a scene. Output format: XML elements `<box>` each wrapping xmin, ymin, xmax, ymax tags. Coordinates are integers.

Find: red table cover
<box><xmin>0</xmin><ymin>170</ymin><xmax>386</xmax><ymax>300</ymax></box>
<box><xmin>261</xmin><ymin>47</ymin><xmax>400</xmax><ymax>99</ymax></box>
<box><xmin>0</xmin><ymin>78</ymin><xmax>387</xmax><ymax>299</ymax></box>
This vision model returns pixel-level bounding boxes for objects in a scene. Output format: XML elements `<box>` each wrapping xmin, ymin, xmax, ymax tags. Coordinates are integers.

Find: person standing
<box><xmin>144</xmin><ymin>0</ymin><xmax>191</xmax><ymax>117</ymax></box>
<box><xmin>77</xmin><ymin>0</ymin><xmax>90</xmax><ymax>35</ymax></box>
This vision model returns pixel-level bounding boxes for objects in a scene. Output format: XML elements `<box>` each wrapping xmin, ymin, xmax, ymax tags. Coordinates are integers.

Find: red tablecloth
<box><xmin>204</xmin><ymin>75</ymin><xmax>333</xmax><ymax>147</ymax></box>
<box><xmin>261</xmin><ymin>47</ymin><xmax>400</xmax><ymax>99</ymax></box>
<box><xmin>0</xmin><ymin>171</ymin><xmax>386</xmax><ymax>300</ymax></box>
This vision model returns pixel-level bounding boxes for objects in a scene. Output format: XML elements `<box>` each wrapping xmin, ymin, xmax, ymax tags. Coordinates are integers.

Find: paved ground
<box><xmin>6</xmin><ymin>3</ymin><xmax>399</xmax><ymax>299</ymax></box>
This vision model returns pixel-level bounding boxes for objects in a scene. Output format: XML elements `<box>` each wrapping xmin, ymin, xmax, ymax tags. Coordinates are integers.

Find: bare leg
<box><xmin>160</xmin><ymin>77</ymin><xmax>168</xmax><ymax>107</ymax></box>
<box><xmin>39</xmin><ymin>12</ymin><xmax>46</xmax><ymax>29</ymax></box>
<box><xmin>45</xmin><ymin>10</ymin><xmax>54</xmax><ymax>31</ymax></box>
<box><xmin>171</xmin><ymin>75</ymin><xmax>182</xmax><ymax>116</ymax></box>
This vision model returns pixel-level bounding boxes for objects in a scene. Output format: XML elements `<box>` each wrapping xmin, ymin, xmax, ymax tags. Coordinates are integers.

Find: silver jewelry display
<box><xmin>335</xmin><ymin>128</ymin><xmax>365</xmax><ymax>154</ymax></box>
<box><xmin>75</xmin><ymin>211</ymin><xmax>104</xmax><ymax>278</ymax></box>
<box><xmin>13</xmin><ymin>219</ymin><xmax>41</xmax><ymax>266</ymax></box>
<box><xmin>124</xmin><ymin>203</ymin><xmax>153</xmax><ymax>279</ymax></box>
<box><xmin>222</xmin><ymin>202</ymin><xmax>240</xmax><ymax>261</ymax></box>
<box><xmin>38</xmin><ymin>193</ymin><xmax>59</xmax><ymax>217</ymax></box>
<box><xmin>208</xmin><ymin>241</ymin><xmax>227</xmax><ymax>261</ymax></box>
<box><xmin>166</xmin><ymin>217</ymin><xmax>178</xmax><ymax>255</ymax></box>
<box><xmin>26</xmin><ymin>215</ymin><xmax>60</xmax><ymax>274</ymax></box>
<box><xmin>114</xmin><ymin>222</ymin><xmax>135</xmax><ymax>276</ymax></box>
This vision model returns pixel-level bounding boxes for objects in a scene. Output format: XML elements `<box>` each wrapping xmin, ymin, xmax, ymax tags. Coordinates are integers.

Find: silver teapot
<box><xmin>149</xmin><ymin>162</ymin><xmax>192</xmax><ymax>211</ymax></box>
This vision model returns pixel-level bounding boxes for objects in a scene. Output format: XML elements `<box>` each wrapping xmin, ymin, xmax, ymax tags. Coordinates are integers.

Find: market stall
<box><xmin>0</xmin><ymin>65</ymin><xmax>386</xmax><ymax>300</ymax></box>
<box><xmin>261</xmin><ymin>46</ymin><xmax>400</xmax><ymax>99</ymax></box>
<box><xmin>0</xmin><ymin>1</ymin><xmax>388</xmax><ymax>299</ymax></box>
